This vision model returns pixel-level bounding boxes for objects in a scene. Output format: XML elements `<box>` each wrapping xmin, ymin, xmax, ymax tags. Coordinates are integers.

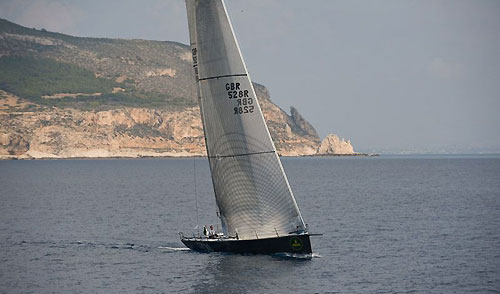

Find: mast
<box><xmin>186</xmin><ymin>0</ymin><xmax>226</xmax><ymax>233</ymax></box>
<box><xmin>185</xmin><ymin>0</ymin><xmax>306</xmax><ymax>240</ymax></box>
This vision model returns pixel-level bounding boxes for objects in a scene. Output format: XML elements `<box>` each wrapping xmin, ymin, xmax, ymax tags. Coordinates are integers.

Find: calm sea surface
<box><xmin>1</xmin><ymin>156</ymin><xmax>499</xmax><ymax>293</ymax></box>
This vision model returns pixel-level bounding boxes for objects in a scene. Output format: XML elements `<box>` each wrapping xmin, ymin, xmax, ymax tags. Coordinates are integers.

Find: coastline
<box><xmin>0</xmin><ymin>152</ymin><xmax>379</xmax><ymax>160</ymax></box>
<box><xmin>301</xmin><ymin>153</ymin><xmax>379</xmax><ymax>157</ymax></box>
<box><xmin>3</xmin><ymin>153</ymin><xmax>500</xmax><ymax>160</ymax></box>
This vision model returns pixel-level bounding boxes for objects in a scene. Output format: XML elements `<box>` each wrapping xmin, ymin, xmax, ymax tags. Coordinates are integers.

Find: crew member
<box><xmin>209</xmin><ymin>225</ymin><xmax>215</xmax><ymax>239</ymax></box>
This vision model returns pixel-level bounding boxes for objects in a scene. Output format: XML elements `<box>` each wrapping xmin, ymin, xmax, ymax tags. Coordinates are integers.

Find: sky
<box><xmin>1</xmin><ymin>0</ymin><xmax>500</xmax><ymax>153</ymax></box>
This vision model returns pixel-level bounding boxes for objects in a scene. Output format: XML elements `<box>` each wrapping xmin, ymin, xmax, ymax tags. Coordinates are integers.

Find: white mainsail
<box><xmin>186</xmin><ymin>0</ymin><xmax>305</xmax><ymax>240</ymax></box>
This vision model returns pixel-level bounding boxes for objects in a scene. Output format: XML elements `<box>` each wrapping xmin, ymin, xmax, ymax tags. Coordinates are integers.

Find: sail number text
<box><xmin>226</xmin><ymin>83</ymin><xmax>254</xmax><ymax>115</ymax></box>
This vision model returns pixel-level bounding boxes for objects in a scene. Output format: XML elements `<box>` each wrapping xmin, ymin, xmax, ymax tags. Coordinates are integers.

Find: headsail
<box><xmin>186</xmin><ymin>0</ymin><xmax>306</xmax><ymax>240</ymax></box>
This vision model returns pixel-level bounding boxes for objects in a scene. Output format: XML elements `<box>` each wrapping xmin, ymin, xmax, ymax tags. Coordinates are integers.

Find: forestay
<box><xmin>186</xmin><ymin>0</ymin><xmax>305</xmax><ymax>239</ymax></box>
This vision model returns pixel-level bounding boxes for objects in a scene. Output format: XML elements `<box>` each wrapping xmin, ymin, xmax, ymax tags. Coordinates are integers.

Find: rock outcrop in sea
<box><xmin>316</xmin><ymin>134</ymin><xmax>356</xmax><ymax>155</ymax></box>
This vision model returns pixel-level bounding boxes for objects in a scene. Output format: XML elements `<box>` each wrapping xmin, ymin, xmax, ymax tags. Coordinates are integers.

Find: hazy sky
<box><xmin>1</xmin><ymin>0</ymin><xmax>500</xmax><ymax>153</ymax></box>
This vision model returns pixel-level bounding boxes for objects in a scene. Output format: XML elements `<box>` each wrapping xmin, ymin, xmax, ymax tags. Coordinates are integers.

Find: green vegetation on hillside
<box><xmin>0</xmin><ymin>18</ymin><xmax>198</xmax><ymax>110</ymax></box>
<box><xmin>0</xmin><ymin>56</ymin><xmax>194</xmax><ymax>110</ymax></box>
<box><xmin>35</xmin><ymin>91</ymin><xmax>188</xmax><ymax>110</ymax></box>
<box><xmin>0</xmin><ymin>56</ymin><xmax>117</xmax><ymax>99</ymax></box>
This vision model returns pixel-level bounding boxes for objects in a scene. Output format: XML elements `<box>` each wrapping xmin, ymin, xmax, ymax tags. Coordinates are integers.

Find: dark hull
<box><xmin>181</xmin><ymin>234</ymin><xmax>312</xmax><ymax>255</ymax></box>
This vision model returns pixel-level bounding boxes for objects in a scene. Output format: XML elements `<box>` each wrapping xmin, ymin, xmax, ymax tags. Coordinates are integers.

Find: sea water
<box><xmin>0</xmin><ymin>156</ymin><xmax>499</xmax><ymax>293</ymax></box>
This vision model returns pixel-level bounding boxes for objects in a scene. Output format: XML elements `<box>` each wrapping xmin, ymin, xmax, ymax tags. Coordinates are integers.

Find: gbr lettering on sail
<box><xmin>226</xmin><ymin>82</ymin><xmax>254</xmax><ymax>115</ymax></box>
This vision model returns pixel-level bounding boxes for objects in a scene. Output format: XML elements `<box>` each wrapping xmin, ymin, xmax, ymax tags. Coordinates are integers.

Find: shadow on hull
<box><xmin>181</xmin><ymin>234</ymin><xmax>312</xmax><ymax>255</ymax></box>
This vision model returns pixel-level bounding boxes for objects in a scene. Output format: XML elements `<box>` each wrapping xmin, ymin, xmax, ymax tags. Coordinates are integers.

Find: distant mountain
<box><xmin>0</xmin><ymin>18</ymin><xmax>347</xmax><ymax>159</ymax></box>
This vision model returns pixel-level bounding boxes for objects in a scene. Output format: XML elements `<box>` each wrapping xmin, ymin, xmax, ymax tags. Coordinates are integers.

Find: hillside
<box><xmin>0</xmin><ymin>19</ymin><xmax>352</xmax><ymax>159</ymax></box>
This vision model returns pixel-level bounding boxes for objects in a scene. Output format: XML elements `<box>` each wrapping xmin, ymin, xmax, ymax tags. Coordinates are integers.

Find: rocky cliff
<box><xmin>0</xmin><ymin>89</ymin><xmax>321</xmax><ymax>159</ymax></box>
<box><xmin>0</xmin><ymin>19</ymin><xmax>354</xmax><ymax>159</ymax></box>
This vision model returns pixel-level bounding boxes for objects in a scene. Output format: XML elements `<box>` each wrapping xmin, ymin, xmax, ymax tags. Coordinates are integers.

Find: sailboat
<box><xmin>180</xmin><ymin>0</ymin><xmax>314</xmax><ymax>254</ymax></box>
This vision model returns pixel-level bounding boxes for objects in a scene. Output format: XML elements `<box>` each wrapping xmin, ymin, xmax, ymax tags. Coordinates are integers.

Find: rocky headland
<box><xmin>0</xmin><ymin>19</ymin><xmax>359</xmax><ymax>159</ymax></box>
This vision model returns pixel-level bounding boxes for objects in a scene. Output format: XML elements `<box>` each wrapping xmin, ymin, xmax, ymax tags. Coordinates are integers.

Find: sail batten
<box><xmin>199</xmin><ymin>74</ymin><xmax>248</xmax><ymax>81</ymax></box>
<box><xmin>186</xmin><ymin>0</ymin><xmax>306</xmax><ymax>240</ymax></box>
<box><xmin>208</xmin><ymin>150</ymin><xmax>275</xmax><ymax>159</ymax></box>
